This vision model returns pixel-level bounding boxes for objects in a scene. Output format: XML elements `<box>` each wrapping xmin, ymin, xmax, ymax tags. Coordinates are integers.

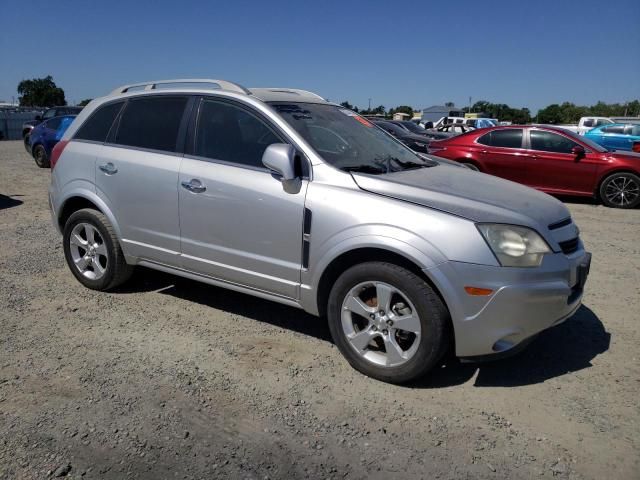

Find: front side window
<box><xmin>530</xmin><ymin>130</ymin><xmax>578</xmax><ymax>154</ymax></box>
<box><xmin>194</xmin><ymin>99</ymin><xmax>281</xmax><ymax>168</ymax></box>
<box><xmin>595</xmin><ymin>119</ymin><xmax>613</xmax><ymax>127</ymax></box>
<box><xmin>42</xmin><ymin>109</ymin><xmax>56</xmax><ymax>120</ymax></box>
<box><xmin>602</xmin><ymin>125</ymin><xmax>624</xmax><ymax>134</ymax></box>
<box><xmin>477</xmin><ymin>129</ymin><xmax>523</xmax><ymax>148</ymax></box>
<box><xmin>115</xmin><ymin>96</ymin><xmax>188</xmax><ymax>153</ymax></box>
<box><xmin>271</xmin><ymin>102</ymin><xmax>435</xmax><ymax>174</ymax></box>
<box><xmin>75</xmin><ymin>101</ymin><xmax>124</xmax><ymax>143</ymax></box>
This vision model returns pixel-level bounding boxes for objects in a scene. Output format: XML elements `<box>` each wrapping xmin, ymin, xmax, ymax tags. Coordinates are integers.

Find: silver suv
<box><xmin>49</xmin><ymin>79</ymin><xmax>591</xmax><ymax>383</ymax></box>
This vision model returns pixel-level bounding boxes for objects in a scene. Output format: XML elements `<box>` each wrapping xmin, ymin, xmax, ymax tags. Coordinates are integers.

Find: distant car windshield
<box><xmin>271</xmin><ymin>103</ymin><xmax>435</xmax><ymax>174</ymax></box>
<box><xmin>398</xmin><ymin>121</ymin><xmax>423</xmax><ymax>134</ymax></box>
<box><xmin>560</xmin><ymin>129</ymin><xmax>608</xmax><ymax>152</ymax></box>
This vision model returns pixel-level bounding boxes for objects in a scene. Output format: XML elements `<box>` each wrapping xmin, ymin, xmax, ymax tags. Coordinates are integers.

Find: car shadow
<box><xmin>0</xmin><ymin>194</ymin><xmax>24</xmax><ymax>210</ymax></box>
<box><xmin>119</xmin><ymin>268</ymin><xmax>610</xmax><ymax>387</ymax></box>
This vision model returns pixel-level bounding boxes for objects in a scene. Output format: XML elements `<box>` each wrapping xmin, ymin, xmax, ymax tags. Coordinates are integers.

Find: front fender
<box><xmin>299</xmin><ymin>227</ymin><xmax>447</xmax><ymax>315</ymax></box>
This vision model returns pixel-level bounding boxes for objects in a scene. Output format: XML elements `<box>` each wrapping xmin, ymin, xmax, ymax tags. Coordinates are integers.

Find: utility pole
<box><xmin>368</xmin><ymin>98</ymin><xmax>371</xmax><ymax>111</ymax></box>
<box><xmin>468</xmin><ymin>96</ymin><xmax>472</xmax><ymax>113</ymax></box>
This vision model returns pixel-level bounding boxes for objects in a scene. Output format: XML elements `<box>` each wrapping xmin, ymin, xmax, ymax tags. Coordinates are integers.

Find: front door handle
<box><xmin>181</xmin><ymin>179</ymin><xmax>207</xmax><ymax>193</ymax></box>
<box><xmin>98</xmin><ymin>162</ymin><xmax>117</xmax><ymax>175</ymax></box>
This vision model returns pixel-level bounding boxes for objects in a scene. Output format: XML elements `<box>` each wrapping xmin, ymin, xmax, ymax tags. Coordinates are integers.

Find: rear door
<box><xmin>95</xmin><ymin>95</ymin><xmax>192</xmax><ymax>265</ymax></box>
<box><xmin>525</xmin><ymin>128</ymin><xmax>598</xmax><ymax>195</ymax></box>
<box><xmin>476</xmin><ymin>128</ymin><xmax>530</xmax><ymax>183</ymax></box>
<box><xmin>178</xmin><ymin>97</ymin><xmax>308</xmax><ymax>299</ymax></box>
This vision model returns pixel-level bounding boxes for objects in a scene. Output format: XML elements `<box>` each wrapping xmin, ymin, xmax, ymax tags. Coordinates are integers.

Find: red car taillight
<box><xmin>50</xmin><ymin>140</ymin><xmax>69</xmax><ymax>169</ymax></box>
<box><xmin>633</xmin><ymin>142</ymin><xmax>640</xmax><ymax>153</ymax></box>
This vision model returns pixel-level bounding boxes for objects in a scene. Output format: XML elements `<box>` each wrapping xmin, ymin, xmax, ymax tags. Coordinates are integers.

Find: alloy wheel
<box><xmin>604</xmin><ymin>175</ymin><xmax>639</xmax><ymax>207</ymax></box>
<box><xmin>341</xmin><ymin>281</ymin><xmax>421</xmax><ymax>367</ymax></box>
<box><xmin>68</xmin><ymin>223</ymin><xmax>108</xmax><ymax>280</ymax></box>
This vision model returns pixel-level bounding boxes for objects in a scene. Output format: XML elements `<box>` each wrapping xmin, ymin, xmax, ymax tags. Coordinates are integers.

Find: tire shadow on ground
<box><xmin>117</xmin><ymin>268</ymin><xmax>610</xmax><ymax>388</ymax></box>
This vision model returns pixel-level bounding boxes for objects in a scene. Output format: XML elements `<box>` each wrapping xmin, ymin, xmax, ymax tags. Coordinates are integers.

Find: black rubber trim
<box><xmin>548</xmin><ymin>217</ymin><xmax>572</xmax><ymax>230</ymax></box>
<box><xmin>303</xmin><ymin>208</ymin><xmax>312</xmax><ymax>235</ymax></box>
<box><xmin>302</xmin><ymin>240</ymin><xmax>310</xmax><ymax>269</ymax></box>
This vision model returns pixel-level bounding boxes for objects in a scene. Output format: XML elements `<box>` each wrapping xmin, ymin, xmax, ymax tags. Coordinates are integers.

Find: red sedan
<box><xmin>429</xmin><ymin>125</ymin><xmax>640</xmax><ymax>208</ymax></box>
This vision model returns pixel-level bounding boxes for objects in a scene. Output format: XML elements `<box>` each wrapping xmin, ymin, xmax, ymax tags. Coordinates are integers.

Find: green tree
<box><xmin>17</xmin><ymin>76</ymin><xmax>66</xmax><ymax>107</ymax></box>
<box><xmin>388</xmin><ymin>105</ymin><xmax>414</xmax><ymax>117</ymax></box>
<box><xmin>339</xmin><ymin>101</ymin><xmax>358</xmax><ymax>112</ymax></box>
<box><xmin>444</xmin><ymin>101</ymin><xmax>455</xmax><ymax>107</ymax></box>
<box><xmin>78</xmin><ymin>98</ymin><xmax>93</xmax><ymax>107</ymax></box>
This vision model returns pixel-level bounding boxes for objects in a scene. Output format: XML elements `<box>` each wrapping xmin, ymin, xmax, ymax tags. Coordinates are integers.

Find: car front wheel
<box><xmin>327</xmin><ymin>262</ymin><xmax>450</xmax><ymax>384</ymax></box>
<box><xmin>599</xmin><ymin>172</ymin><xmax>640</xmax><ymax>209</ymax></box>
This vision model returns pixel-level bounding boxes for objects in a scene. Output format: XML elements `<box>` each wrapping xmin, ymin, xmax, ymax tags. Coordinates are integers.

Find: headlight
<box><xmin>477</xmin><ymin>224</ymin><xmax>550</xmax><ymax>267</ymax></box>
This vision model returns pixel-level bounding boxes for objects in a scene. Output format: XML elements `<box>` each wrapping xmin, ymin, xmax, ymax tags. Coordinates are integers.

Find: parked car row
<box><xmin>22</xmin><ymin>106</ymin><xmax>83</xmax><ymax>151</ymax></box>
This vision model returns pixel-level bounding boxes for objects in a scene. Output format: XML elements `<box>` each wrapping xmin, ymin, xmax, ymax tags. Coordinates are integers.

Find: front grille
<box><xmin>559</xmin><ymin>237</ymin><xmax>579</xmax><ymax>255</ymax></box>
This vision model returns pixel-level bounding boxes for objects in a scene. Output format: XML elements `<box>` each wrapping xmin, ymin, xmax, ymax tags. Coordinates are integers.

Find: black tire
<box><xmin>32</xmin><ymin>144</ymin><xmax>50</xmax><ymax>168</ymax></box>
<box><xmin>63</xmin><ymin>208</ymin><xmax>133</xmax><ymax>291</ymax></box>
<box><xmin>23</xmin><ymin>134</ymin><xmax>31</xmax><ymax>153</ymax></box>
<box><xmin>461</xmin><ymin>161</ymin><xmax>480</xmax><ymax>171</ymax></box>
<box><xmin>327</xmin><ymin>262</ymin><xmax>450</xmax><ymax>384</ymax></box>
<box><xmin>598</xmin><ymin>172</ymin><xmax>640</xmax><ymax>209</ymax></box>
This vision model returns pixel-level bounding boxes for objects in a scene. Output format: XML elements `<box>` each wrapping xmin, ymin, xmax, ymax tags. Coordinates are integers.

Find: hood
<box><xmin>351</xmin><ymin>163</ymin><xmax>570</xmax><ymax>230</ymax></box>
<box><xmin>609</xmin><ymin>150</ymin><xmax>640</xmax><ymax>159</ymax></box>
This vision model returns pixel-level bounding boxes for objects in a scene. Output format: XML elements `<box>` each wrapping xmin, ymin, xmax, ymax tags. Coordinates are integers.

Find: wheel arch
<box><xmin>314</xmin><ymin>247</ymin><xmax>450</xmax><ymax>320</ymax></box>
<box><xmin>57</xmin><ymin>193</ymin><xmax>123</xmax><ymax>242</ymax></box>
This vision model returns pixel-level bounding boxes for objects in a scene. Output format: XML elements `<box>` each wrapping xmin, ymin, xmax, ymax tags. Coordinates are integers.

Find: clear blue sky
<box><xmin>1</xmin><ymin>0</ymin><xmax>639</xmax><ymax>113</ymax></box>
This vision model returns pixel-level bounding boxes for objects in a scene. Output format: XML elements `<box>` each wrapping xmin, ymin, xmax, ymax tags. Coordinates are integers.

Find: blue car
<box><xmin>29</xmin><ymin>115</ymin><xmax>76</xmax><ymax>168</ymax></box>
<box><xmin>584</xmin><ymin>123</ymin><xmax>640</xmax><ymax>152</ymax></box>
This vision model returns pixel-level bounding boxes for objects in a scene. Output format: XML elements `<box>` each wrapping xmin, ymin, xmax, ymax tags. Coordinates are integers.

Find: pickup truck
<box><xmin>554</xmin><ymin>116</ymin><xmax>640</xmax><ymax>135</ymax></box>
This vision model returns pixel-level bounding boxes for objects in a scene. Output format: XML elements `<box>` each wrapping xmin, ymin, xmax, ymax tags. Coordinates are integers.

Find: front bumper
<box><xmin>425</xmin><ymin>249</ymin><xmax>591</xmax><ymax>358</ymax></box>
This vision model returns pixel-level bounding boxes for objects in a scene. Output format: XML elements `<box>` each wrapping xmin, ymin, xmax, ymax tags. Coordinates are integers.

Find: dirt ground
<box><xmin>0</xmin><ymin>140</ymin><xmax>638</xmax><ymax>479</ymax></box>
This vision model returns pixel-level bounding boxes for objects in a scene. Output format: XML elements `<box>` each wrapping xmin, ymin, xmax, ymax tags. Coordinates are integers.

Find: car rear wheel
<box><xmin>327</xmin><ymin>262</ymin><xmax>450</xmax><ymax>384</ymax></box>
<box><xmin>63</xmin><ymin>208</ymin><xmax>133</xmax><ymax>291</ymax></box>
<box><xmin>599</xmin><ymin>172</ymin><xmax>640</xmax><ymax>209</ymax></box>
<box><xmin>32</xmin><ymin>145</ymin><xmax>50</xmax><ymax>168</ymax></box>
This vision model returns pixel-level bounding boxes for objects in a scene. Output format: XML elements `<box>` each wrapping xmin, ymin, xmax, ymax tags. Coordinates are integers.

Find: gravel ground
<box><xmin>1</xmin><ymin>140</ymin><xmax>638</xmax><ymax>479</ymax></box>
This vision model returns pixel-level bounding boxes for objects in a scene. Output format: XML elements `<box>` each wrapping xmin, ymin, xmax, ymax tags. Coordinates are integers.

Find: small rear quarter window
<box><xmin>74</xmin><ymin>101</ymin><xmax>124</xmax><ymax>143</ymax></box>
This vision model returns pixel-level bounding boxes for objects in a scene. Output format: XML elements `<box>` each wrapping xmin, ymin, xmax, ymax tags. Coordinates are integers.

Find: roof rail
<box><xmin>251</xmin><ymin>88</ymin><xmax>326</xmax><ymax>101</ymax></box>
<box><xmin>109</xmin><ymin>79</ymin><xmax>251</xmax><ymax>96</ymax></box>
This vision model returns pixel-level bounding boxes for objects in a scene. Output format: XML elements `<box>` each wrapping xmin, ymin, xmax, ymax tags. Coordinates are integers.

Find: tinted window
<box><xmin>583</xmin><ymin>119</ymin><xmax>594</xmax><ymax>127</ymax></box>
<box><xmin>595</xmin><ymin>119</ymin><xmax>612</xmax><ymax>127</ymax></box>
<box><xmin>43</xmin><ymin>109</ymin><xmax>56</xmax><ymax>120</ymax></box>
<box><xmin>115</xmin><ymin>96</ymin><xmax>188</xmax><ymax>152</ymax></box>
<box><xmin>477</xmin><ymin>129</ymin><xmax>523</xmax><ymax>148</ymax></box>
<box><xmin>195</xmin><ymin>100</ymin><xmax>281</xmax><ymax>168</ymax></box>
<box><xmin>602</xmin><ymin>125</ymin><xmax>624</xmax><ymax>134</ymax></box>
<box><xmin>530</xmin><ymin>130</ymin><xmax>578</xmax><ymax>154</ymax></box>
<box><xmin>75</xmin><ymin>101</ymin><xmax>124</xmax><ymax>143</ymax></box>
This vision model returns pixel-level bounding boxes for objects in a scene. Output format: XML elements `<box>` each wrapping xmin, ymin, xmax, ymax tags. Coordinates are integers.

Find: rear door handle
<box><xmin>181</xmin><ymin>179</ymin><xmax>207</xmax><ymax>193</ymax></box>
<box><xmin>98</xmin><ymin>162</ymin><xmax>117</xmax><ymax>175</ymax></box>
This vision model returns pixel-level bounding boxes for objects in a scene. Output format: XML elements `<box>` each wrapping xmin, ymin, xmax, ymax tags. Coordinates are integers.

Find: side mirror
<box><xmin>571</xmin><ymin>145</ymin><xmax>585</xmax><ymax>157</ymax></box>
<box><xmin>262</xmin><ymin>143</ymin><xmax>296</xmax><ymax>180</ymax></box>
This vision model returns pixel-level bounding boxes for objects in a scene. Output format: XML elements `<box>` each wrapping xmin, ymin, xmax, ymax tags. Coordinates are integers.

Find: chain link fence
<box><xmin>0</xmin><ymin>107</ymin><xmax>43</xmax><ymax>140</ymax></box>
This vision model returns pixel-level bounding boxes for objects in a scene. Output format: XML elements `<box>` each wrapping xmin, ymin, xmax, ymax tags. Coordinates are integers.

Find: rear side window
<box><xmin>75</xmin><ymin>102</ymin><xmax>124</xmax><ymax>143</ymax></box>
<box><xmin>530</xmin><ymin>130</ymin><xmax>578</xmax><ymax>154</ymax></box>
<box><xmin>582</xmin><ymin>119</ymin><xmax>594</xmax><ymax>127</ymax></box>
<box><xmin>477</xmin><ymin>129</ymin><xmax>523</xmax><ymax>148</ymax></box>
<box><xmin>115</xmin><ymin>96</ymin><xmax>188</xmax><ymax>153</ymax></box>
<box><xmin>195</xmin><ymin>99</ymin><xmax>281</xmax><ymax>168</ymax></box>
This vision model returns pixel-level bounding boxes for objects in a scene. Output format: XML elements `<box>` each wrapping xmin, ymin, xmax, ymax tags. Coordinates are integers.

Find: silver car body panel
<box><xmin>50</xmin><ymin>81</ymin><xmax>590</xmax><ymax>359</ymax></box>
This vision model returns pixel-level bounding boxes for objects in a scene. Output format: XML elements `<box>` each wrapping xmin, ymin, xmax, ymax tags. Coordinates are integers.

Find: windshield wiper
<box><xmin>342</xmin><ymin>165</ymin><xmax>387</xmax><ymax>175</ymax></box>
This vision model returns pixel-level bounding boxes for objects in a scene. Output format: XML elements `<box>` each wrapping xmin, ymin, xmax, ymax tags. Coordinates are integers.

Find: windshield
<box><xmin>271</xmin><ymin>102</ymin><xmax>435</xmax><ymax>174</ymax></box>
<box><xmin>399</xmin><ymin>121</ymin><xmax>423</xmax><ymax>134</ymax></box>
<box><xmin>560</xmin><ymin>129</ymin><xmax>608</xmax><ymax>152</ymax></box>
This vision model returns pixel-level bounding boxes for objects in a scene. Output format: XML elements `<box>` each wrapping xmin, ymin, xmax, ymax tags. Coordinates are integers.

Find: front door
<box><xmin>178</xmin><ymin>98</ymin><xmax>308</xmax><ymax>299</ymax></box>
<box><xmin>525</xmin><ymin>129</ymin><xmax>598</xmax><ymax>195</ymax></box>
